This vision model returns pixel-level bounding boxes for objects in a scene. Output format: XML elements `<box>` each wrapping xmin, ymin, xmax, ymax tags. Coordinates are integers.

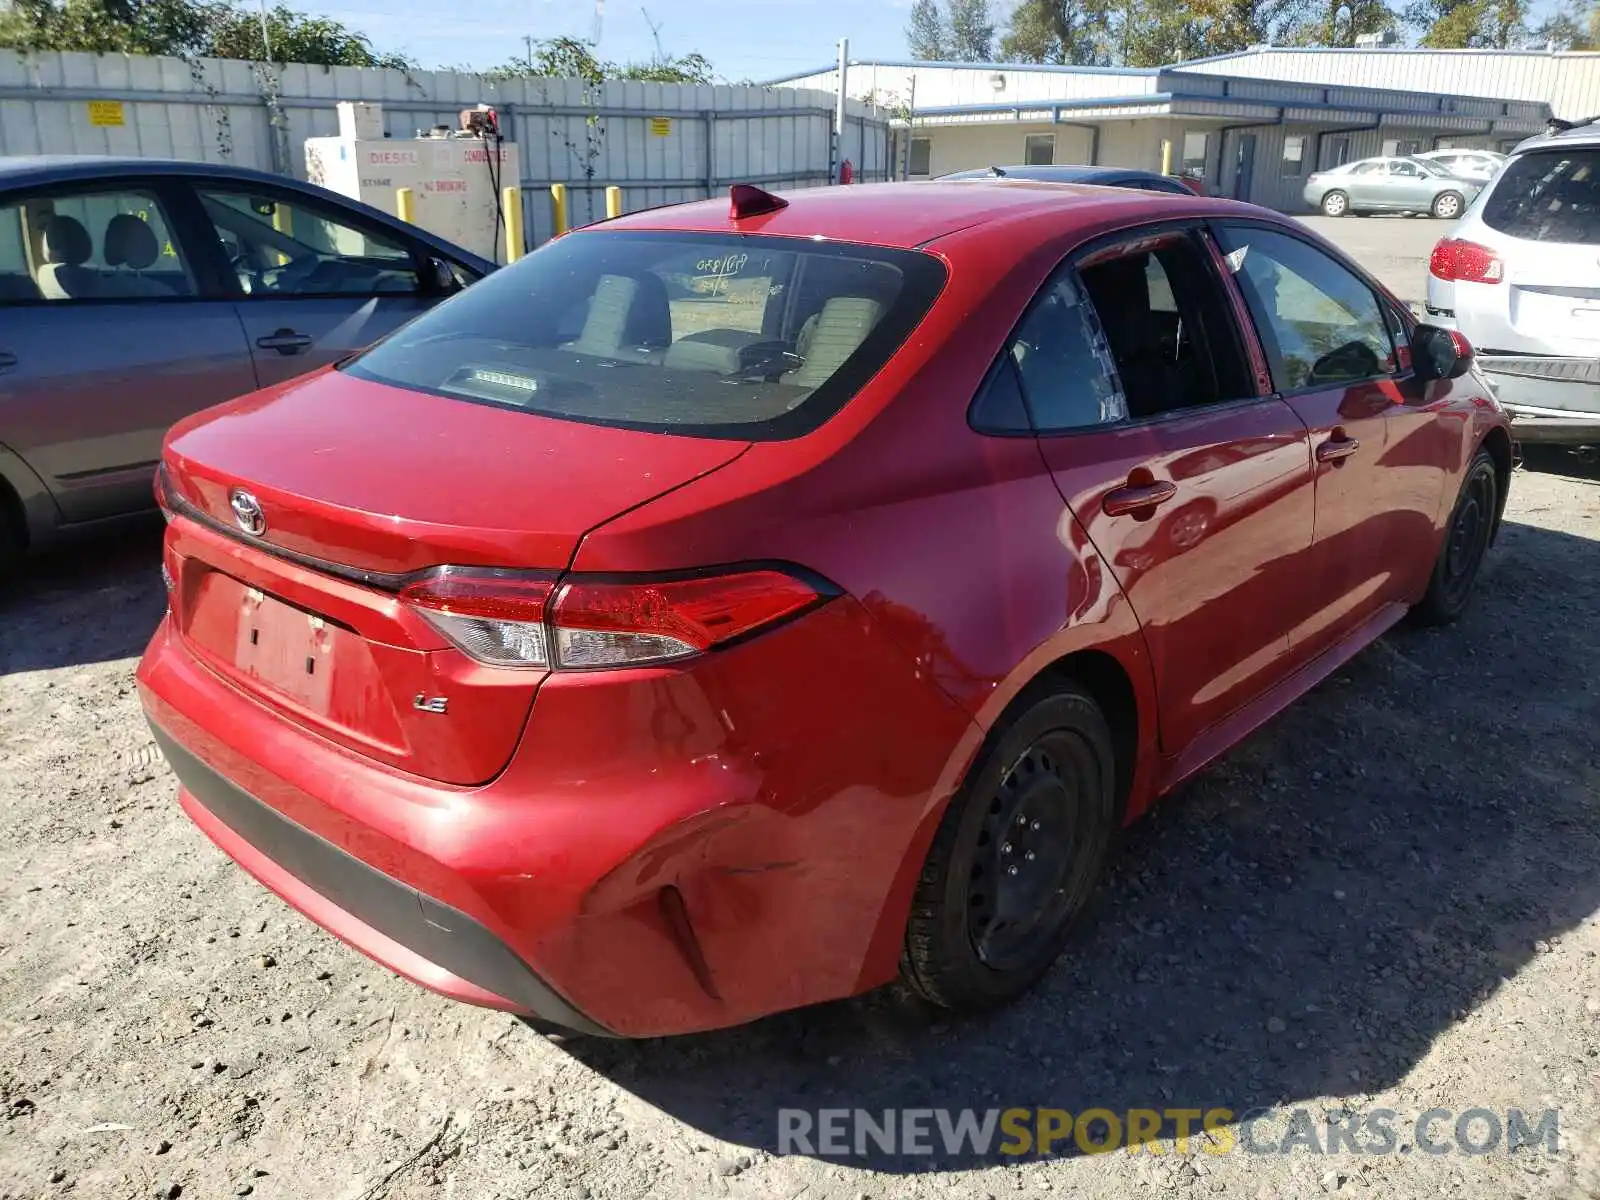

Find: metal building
<box><xmin>767</xmin><ymin>50</ymin><xmax>1573</xmax><ymax>213</ymax></box>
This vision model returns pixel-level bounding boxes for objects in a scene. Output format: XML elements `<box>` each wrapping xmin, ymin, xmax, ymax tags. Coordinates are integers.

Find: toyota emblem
<box><xmin>229</xmin><ymin>488</ymin><xmax>266</xmax><ymax>536</ymax></box>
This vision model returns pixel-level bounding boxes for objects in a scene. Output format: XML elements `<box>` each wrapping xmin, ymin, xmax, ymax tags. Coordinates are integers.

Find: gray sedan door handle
<box><xmin>256</xmin><ymin>328</ymin><xmax>313</xmax><ymax>355</ymax></box>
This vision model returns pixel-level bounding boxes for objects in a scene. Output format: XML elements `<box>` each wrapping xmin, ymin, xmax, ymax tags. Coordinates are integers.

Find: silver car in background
<box><xmin>1425</xmin><ymin>120</ymin><xmax>1600</xmax><ymax>446</ymax></box>
<box><xmin>1303</xmin><ymin>155</ymin><xmax>1484</xmax><ymax>219</ymax></box>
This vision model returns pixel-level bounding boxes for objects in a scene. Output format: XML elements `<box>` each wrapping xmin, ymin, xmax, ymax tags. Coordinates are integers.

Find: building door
<box><xmin>1232</xmin><ymin>134</ymin><xmax>1257</xmax><ymax>201</ymax></box>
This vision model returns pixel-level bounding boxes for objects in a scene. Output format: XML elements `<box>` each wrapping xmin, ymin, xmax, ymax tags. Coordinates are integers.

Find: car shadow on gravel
<box><xmin>0</xmin><ymin>522</ymin><xmax>165</xmax><ymax>674</ymax></box>
<box><xmin>556</xmin><ymin>515</ymin><xmax>1600</xmax><ymax>1174</ymax></box>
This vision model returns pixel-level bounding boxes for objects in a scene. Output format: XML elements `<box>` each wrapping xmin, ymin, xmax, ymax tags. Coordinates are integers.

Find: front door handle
<box><xmin>0</xmin><ymin>350</ymin><xmax>16</xmax><ymax>373</ymax></box>
<box><xmin>256</xmin><ymin>328</ymin><xmax>313</xmax><ymax>355</ymax></box>
<box><xmin>1103</xmin><ymin>479</ymin><xmax>1178</xmax><ymax>517</ymax></box>
<box><xmin>1316</xmin><ymin>435</ymin><xmax>1361</xmax><ymax>463</ymax></box>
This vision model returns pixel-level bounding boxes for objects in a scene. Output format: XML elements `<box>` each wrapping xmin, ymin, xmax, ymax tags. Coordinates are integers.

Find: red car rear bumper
<box><xmin>138</xmin><ymin>599</ymin><xmax>976</xmax><ymax>1037</ymax></box>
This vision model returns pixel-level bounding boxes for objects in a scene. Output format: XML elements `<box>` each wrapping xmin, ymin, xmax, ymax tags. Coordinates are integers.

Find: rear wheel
<box><xmin>1432</xmin><ymin>191</ymin><xmax>1465</xmax><ymax>219</ymax></box>
<box><xmin>1320</xmin><ymin>190</ymin><xmax>1349</xmax><ymax>217</ymax></box>
<box><xmin>1413</xmin><ymin>448</ymin><xmax>1498</xmax><ymax>625</ymax></box>
<box><xmin>901</xmin><ymin>685</ymin><xmax>1116</xmax><ymax>1012</ymax></box>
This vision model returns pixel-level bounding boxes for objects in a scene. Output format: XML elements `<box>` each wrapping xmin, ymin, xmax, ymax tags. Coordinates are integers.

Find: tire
<box><xmin>901</xmin><ymin>684</ymin><xmax>1117</xmax><ymax>1012</ymax></box>
<box><xmin>1413</xmin><ymin>448</ymin><xmax>1498</xmax><ymax>626</ymax></box>
<box><xmin>1432</xmin><ymin>190</ymin><xmax>1464</xmax><ymax>220</ymax></box>
<box><xmin>1320</xmin><ymin>190</ymin><xmax>1349</xmax><ymax>217</ymax></box>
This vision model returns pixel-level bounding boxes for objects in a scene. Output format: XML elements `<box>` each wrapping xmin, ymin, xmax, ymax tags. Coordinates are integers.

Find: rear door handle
<box><xmin>1316</xmin><ymin>436</ymin><xmax>1360</xmax><ymax>463</ymax></box>
<box><xmin>1103</xmin><ymin>480</ymin><xmax>1178</xmax><ymax>517</ymax></box>
<box><xmin>256</xmin><ymin>328</ymin><xmax>313</xmax><ymax>355</ymax></box>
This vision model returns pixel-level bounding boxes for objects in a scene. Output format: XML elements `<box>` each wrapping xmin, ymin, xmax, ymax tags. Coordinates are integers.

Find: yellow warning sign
<box><xmin>649</xmin><ymin>116</ymin><xmax>672</xmax><ymax>137</ymax></box>
<box><xmin>87</xmin><ymin>100</ymin><xmax>125</xmax><ymax>127</ymax></box>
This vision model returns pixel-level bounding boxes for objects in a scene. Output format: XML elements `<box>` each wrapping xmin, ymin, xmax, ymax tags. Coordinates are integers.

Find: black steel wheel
<box><xmin>901</xmin><ymin>684</ymin><xmax>1116</xmax><ymax>1012</ymax></box>
<box><xmin>1414</xmin><ymin>447</ymin><xmax>1499</xmax><ymax>625</ymax></box>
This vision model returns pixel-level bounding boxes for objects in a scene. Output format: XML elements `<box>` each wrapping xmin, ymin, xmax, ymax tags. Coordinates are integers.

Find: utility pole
<box><xmin>832</xmin><ymin>37</ymin><xmax>849</xmax><ymax>185</ymax></box>
<box><xmin>904</xmin><ymin>75</ymin><xmax>916</xmax><ymax>181</ymax></box>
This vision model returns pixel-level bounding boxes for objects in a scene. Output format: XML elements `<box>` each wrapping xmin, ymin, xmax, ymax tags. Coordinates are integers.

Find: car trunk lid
<box><xmin>162</xmin><ymin>368</ymin><xmax>749</xmax><ymax>784</ymax></box>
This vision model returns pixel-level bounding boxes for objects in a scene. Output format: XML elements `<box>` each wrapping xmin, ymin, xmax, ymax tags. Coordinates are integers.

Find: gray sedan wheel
<box><xmin>1320</xmin><ymin>190</ymin><xmax>1349</xmax><ymax>217</ymax></box>
<box><xmin>1432</xmin><ymin>191</ymin><xmax>1464</xmax><ymax>219</ymax></box>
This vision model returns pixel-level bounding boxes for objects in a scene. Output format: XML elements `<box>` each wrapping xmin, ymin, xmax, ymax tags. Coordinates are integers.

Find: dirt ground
<box><xmin>0</xmin><ymin>445</ymin><xmax>1597</xmax><ymax>1200</ymax></box>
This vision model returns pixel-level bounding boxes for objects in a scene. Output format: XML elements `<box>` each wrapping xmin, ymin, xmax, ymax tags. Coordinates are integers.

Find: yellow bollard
<box><xmin>502</xmin><ymin>185</ymin><xmax>524</xmax><ymax>262</ymax></box>
<box><xmin>395</xmin><ymin>187</ymin><xmax>416</xmax><ymax>224</ymax></box>
<box><xmin>1160</xmin><ymin>139</ymin><xmax>1173</xmax><ymax>176</ymax></box>
<box><xmin>605</xmin><ymin>185</ymin><xmax>623</xmax><ymax>219</ymax></box>
<box><xmin>550</xmin><ymin>183</ymin><xmax>569</xmax><ymax>237</ymax></box>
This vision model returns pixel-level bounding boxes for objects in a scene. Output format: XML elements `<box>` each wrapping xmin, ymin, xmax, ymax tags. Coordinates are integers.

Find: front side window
<box><xmin>346</xmin><ymin>231</ymin><xmax>946</xmax><ymax>440</ymax></box>
<box><xmin>0</xmin><ymin>186</ymin><xmax>194</xmax><ymax>303</ymax></box>
<box><xmin>1215</xmin><ymin>225</ymin><xmax>1396</xmax><ymax>393</ymax></box>
<box><xmin>1391</xmin><ymin>161</ymin><xmax>1424</xmax><ymax>178</ymax></box>
<box><xmin>197</xmin><ymin>189</ymin><xmax>421</xmax><ymax>297</ymax></box>
<box><xmin>1024</xmin><ymin>134</ymin><xmax>1056</xmax><ymax>166</ymax></box>
<box><xmin>1481</xmin><ymin>149</ymin><xmax>1600</xmax><ymax>244</ymax></box>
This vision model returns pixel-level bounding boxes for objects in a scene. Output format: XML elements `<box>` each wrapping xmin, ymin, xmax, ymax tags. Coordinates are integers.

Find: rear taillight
<box><xmin>155</xmin><ymin>464</ymin><xmax>177</xmax><ymax>523</ymax></box>
<box><xmin>1429</xmin><ymin>238</ymin><xmax>1504</xmax><ymax>284</ymax></box>
<box><xmin>400</xmin><ymin>566</ymin><xmax>832</xmax><ymax>670</ymax></box>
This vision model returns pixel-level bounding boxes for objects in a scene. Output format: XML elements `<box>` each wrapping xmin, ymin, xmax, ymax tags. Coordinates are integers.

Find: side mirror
<box><xmin>1412</xmin><ymin>323</ymin><xmax>1474</xmax><ymax>381</ymax></box>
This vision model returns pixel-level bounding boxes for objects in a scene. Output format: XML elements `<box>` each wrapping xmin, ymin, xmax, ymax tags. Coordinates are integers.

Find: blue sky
<box><xmin>316</xmin><ymin>0</ymin><xmax>1564</xmax><ymax>81</ymax></box>
<box><xmin>318</xmin><ymin>0</ymin><xmax>908</xmax><ymax>80</ymax></box>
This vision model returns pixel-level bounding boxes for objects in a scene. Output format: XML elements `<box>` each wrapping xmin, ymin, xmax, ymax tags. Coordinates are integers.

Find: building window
<box><xmin>1383</xmin><ymin>138</ymin><xmax>1423</xmax><ymax>156</ymax></box>
<box><xmin>1182</xmin><ymin>131</ymin><xmax>1209</xmax><ymax>176</ymax></box>
<box><xmin>1024</xmin><ymin>134</ymin><xmax>1055</xmax><ymax>166</ymax></box>
<box><xmin>1281</xmin><ymin>135</ymin><xmax>1306</xmax><ymax>177</ymax></box>
<box><xmin>909</xmin><ymin>137</ymin><xmax>932</xmax><ymax>178</ymax></box>
<box><xmin>1325</xmin><ymin>136</ymin><xmax>1351</xmax><ymax>168</ymax></box>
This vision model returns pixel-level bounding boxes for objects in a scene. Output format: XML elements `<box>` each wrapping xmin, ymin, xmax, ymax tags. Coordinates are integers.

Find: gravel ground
<box><xmin>2</xmin><ymin>448</ymin><xmax>1598</xmax><ymax>1200</ymax></box>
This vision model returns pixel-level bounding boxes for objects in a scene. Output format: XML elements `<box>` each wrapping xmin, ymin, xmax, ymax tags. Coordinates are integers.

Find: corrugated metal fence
<box><xmin>0</xmin><ymin>50</ymin><xmax>892</xmax><ymax>245</ymax></box>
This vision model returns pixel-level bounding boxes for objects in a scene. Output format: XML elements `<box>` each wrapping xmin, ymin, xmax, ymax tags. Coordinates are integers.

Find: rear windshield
<box><xmin>345</xmin><ymin>230</ymin><xmax>947</xmax><ymax>440</ymax></box>
<box><xmin>1481</xmin><ymin>148</ymin><xmax>1600</xmax><ymax>244</ymax></box>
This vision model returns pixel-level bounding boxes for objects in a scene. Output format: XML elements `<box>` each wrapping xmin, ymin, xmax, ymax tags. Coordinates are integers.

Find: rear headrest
<box><xmin>104</xmin><ymin>214</ymin><xmax>160</xmax><ymax>270</ymax></box>
<box><xmin>42</xmin><ymin>216</ymin><xmax>92</xmax><ymax>267</ymax></box>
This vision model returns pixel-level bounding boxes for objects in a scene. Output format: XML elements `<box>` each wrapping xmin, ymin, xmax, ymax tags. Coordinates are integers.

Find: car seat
<box><xmin>101</xmin><ymin>214</ymin><xmax>179</xmax><ymax>297</ymax></box>
<box><xmin>35</xmin><ymin>216</ymin><xmax>100</xmax><ymax>300</ymax></box>
<box><xmin>788</xmin><ymin>296</ymin><xmax>884</xmax><ymax>389</ymax></box>
<box><xmin>570</xmin><ymin>272</ymin><xmax>672</xmax><ymax>359</ymax></box>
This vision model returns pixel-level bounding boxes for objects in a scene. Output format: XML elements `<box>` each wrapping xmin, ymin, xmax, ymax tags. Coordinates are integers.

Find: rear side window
<box><xmin>1482</xmin><ymin>149</ymin><xmax>1600</xmax><ymax>244</ymax></box>
<box><xmin>346</xmin><ymin>231</ymin><xmax>945</xmax><ymax>440</ymax></box>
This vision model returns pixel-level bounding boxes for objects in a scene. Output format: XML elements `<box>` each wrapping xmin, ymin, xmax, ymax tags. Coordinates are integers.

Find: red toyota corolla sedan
<box><xmin>138</xmin><ymin>180</ymin><xmax>1511</xmax><ymax>1037</ymax></box>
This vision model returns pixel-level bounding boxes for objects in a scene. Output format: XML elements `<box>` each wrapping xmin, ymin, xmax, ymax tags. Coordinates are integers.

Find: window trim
<box><xmin>1280</xmin><ymin>135</ymin><xmax>1306</xmax><ymax>178</ymax></box>
<box><xmin>965</xmin><ymin>217</ymin><xmax>1265</xmax><ymax>439</ymax></box>
<box><xmin>187</xmin><ymin>180</ymin><xmax>441</xmax><ymax>303</ymax></box>
<box><xmin>1208</xmin><ymin>217</ymin><xmax>1405</xmax><ymax>400</ymax></box>
<box><xmin>0</xmin><ymin>177</ymin><xmax>220</xmax><ymax>307</ymax></box>
<box><xmin>1023</xmin><ymin>133</ymin><xmax>1056</xmax><ymax>167</ymax></box>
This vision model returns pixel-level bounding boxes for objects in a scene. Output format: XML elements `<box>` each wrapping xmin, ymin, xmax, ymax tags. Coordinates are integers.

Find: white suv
<box><xmin>1426</xmin><ymin>121</ymin><xmax>1600</xmax><ymax>445</ymax></box>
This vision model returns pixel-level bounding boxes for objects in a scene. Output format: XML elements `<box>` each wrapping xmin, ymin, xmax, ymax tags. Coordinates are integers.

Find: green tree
<box><xmin>947</xmin><ymin>0</ymin><xmax>996</xmax><ymax>59</ymax></box>
<box><xmin>906</xmin><ymin>0</ymin><xmax>949</xmax><ymax>58</ymax></box>
<box><xmin>1184</xmin><ymin>0</ymin><xmax>1315</xmax><ymax>54</ymax></box>
<box><xmin>1000</xmin><ymin>0</ymin><xmax>1118</xmax><ymax>64</ymax></box>
<box><xmin>0</xmin><ymin>0</ymin><xmax>210</xmax><ymax>55</ymax></box>
<box><xmin>205</xmin><ymin>4</ymin><xmax>413</xmax><ymax>67</ymax></box>
<box><xmin>0</xmin><ymin>0</ymin><xmax>414</xmax><ymax>65</ymax></box>
<box><xmin>1530</xmin><ymin>0</ymin><xmax>1598</xmax><ymax>48</ymax></box>
<box><xmin>481</xmin><ymin>38</ymin><xmax>715</xmax><ymax>85</ymax></box>
<box><xmin>1406</xmin><ymin>0</ymin><xmax>1525</xmax><ymax>46</ymax></box>
<box><xmin>1119</xmin><ymin>0</ymin><xmax>1209</xmax><ymax>63</ymax></box>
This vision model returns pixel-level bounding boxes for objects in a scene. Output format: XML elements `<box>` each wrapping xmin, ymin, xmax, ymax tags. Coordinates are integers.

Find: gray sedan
<box><xmin>0</xmin><ymin>156</ymin><xmax>495</xmax><ymax>577</ymax></box>
<box><xmin>1303</xmin><ymin>156</ymin><xmax>1484</xmax><ymax>219</ymax></box>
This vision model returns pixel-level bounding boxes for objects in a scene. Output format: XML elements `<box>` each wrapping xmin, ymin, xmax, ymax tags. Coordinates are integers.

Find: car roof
<box><xmin>937</xmin><ymin>165</ymin><xmax>1160</xmax><ymax>183</ymax></box>
<box><xmin>594</xmin><ymin>179</ymin><xmax>1229</xmax><ymax>249</ymax></box>
<box><xmin>0</xmin><ymin>154</ymin><xmax>298</xmax><ymax>188</ymax></box>
<box><xmin>1511</xmin><ymin>120</ymin><xmax>1600</xmax><ymax>155</ymax></box>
